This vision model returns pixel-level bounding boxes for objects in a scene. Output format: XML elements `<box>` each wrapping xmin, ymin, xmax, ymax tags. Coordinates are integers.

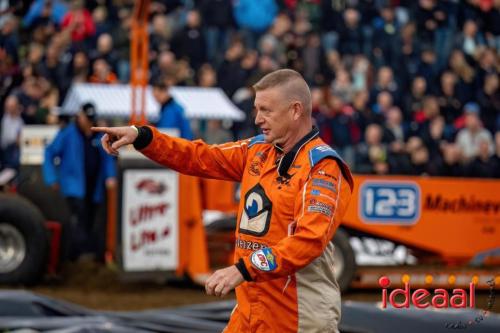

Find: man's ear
<box><xmin>291</xmin><ymin>101</ymin><xmax>303</xmax><ymax>120</ymax></box>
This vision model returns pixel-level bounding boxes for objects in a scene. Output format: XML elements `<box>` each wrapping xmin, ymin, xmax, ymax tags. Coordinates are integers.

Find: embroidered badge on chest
<box><xmin>248</xmin><ymin>151</ymin><xmax>268</xmax><ymax>176</ymax></box>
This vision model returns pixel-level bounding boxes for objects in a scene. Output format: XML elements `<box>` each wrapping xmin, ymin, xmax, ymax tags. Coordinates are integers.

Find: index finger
<box><xmin>91</xmin><ymin>126</ymin><xmax>113</xmax><ymax>133</ymax></box>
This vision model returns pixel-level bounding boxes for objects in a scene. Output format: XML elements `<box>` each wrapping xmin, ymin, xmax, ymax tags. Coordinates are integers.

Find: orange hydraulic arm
<box><xmin>129</xmin><ymin>0</ymin><xmax>150</xmax><ymax>126</ymax></box>
<box><xmin>106</xmin><ymin>0</ymin><xmax>150</xmax><ymax>265</ymax></box>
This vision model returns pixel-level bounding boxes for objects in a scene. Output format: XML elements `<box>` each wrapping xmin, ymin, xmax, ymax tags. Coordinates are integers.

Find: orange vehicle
<box><xmin>343</xmin><ymin>175</ymin><xmax>499</xmax><ymax>289</ymax></box>
<box><xmin>343</xmin><ymin>175</ymin><xmax>499</xmax><ymax>264</ymax></box>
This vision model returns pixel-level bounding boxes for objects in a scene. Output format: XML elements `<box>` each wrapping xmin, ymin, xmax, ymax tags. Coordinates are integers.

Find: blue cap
<box><xmin>463</xmin><ymin>102</ymin><xmax>480</xmax><ymax>115</ymax></box>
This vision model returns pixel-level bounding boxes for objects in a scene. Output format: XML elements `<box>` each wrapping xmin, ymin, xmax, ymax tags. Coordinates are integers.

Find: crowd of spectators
<box><xmin>0</xmin><ymin>0</ymin><xmax>499</xmax><ymax>177</ymax></box>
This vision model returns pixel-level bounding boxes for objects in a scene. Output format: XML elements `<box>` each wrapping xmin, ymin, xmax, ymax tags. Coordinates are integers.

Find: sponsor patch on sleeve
<box><xmin>311</xmin><ymin>189</ymin><xmax>321</xmax><ymax>196</ymax></box>
<box><xmin>307</xmin><ymin>198</ymin><xmax>333</xmax><ymax>217</ymax></box>
<box><xmin>312</xmin><ymin>178</ymin><xmax>337</xmax><ymax>192</ymax></box>
<box><xmin>250</xmin><ymin>247</ymin><xmax>277</xmax><ymax>272</ymax></box>
<box><xmin>316</xmin><ymin>169</ymin><xmax>338</xmax><ymax>180</ymax></box>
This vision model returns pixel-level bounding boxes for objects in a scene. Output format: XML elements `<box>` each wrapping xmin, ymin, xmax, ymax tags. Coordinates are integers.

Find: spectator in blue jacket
<box><xmin>43</xmin><ymin>102</ymin><xmax>116</xmax><ymax>260</ymax></box>
<box><xmin>152</xmin><ymin>76</ymin><xmax>193</xmax><ymax>139</ymax></box>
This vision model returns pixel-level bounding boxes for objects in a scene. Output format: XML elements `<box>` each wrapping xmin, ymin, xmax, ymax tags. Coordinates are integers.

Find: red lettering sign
<box><xmin>130</xmin><ymin>203</ymin><xmax>170</xmax><ymax>226</ymax></box>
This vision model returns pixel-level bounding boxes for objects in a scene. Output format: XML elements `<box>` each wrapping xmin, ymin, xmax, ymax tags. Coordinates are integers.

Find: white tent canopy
<box><xmin>61</xmin><ymin>83</ymin><xmax>246</xmax><ymax>121</ymax></box>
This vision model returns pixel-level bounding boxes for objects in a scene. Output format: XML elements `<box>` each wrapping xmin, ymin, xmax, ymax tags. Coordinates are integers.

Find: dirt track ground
<box><xmin>17</xmin><ymin>260</ymin><xmax>219</xmax><ymax>311</ymax></box>
<box><xmin>2</xmin><ymin>261</ymin><xmax>499</xmax><ymax>313</ymax></box>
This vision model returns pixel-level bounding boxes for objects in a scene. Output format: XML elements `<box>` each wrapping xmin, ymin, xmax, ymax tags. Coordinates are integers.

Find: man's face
<box><xmin>77</xmin><ymin>111</ymin><xmax>92</xmax><ymax>131</ymax></box>
<box><xmin>4</xmin><ymin>96</ymin><xmax>19</xmax><ymax>115</ymax></box>
<box><xmin>186</xmin><ymin>11</ymin><xmax>200</xmax><ymax>28</ymax></box>
<box><xmin>97</xmin><ymin>34</ymin><xmax>112</xmax><ymax>53</ymax></box>
<box><xmin>254</xmin><ymin>88</ymin><xmax>295</xmax><ymax>145</ymax></box>
<box><xmin>465</xmin><ymin>113</ymin><xmax>480</xmax><ymax>131</ymax></box>
<box><xmin>152</xmin><ymin>87</ymin><xmax>167</xmax><ymax>103</ymax></box>
<box><xmin>365</xmin><ymin>125</ymin><xmax>382</xmax><ymax>145</ymax></box>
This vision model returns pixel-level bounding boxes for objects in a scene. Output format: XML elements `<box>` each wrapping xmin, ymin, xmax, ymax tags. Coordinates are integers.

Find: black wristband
<box><xmin>235</xmin><ymin>258</ymin><xmax>253</xmax><ymax>282</ymax></box>
<box><xmin>133</xmin><ymin>126</ymin><xmax>153</xmax><ymax>150</ymax></box>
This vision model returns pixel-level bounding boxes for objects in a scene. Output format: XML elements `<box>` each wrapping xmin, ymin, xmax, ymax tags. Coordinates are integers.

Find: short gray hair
<box><xmin>253</xmin><ymin>69</ymin><xmax>312</xmax><ymax>114</ymax></box>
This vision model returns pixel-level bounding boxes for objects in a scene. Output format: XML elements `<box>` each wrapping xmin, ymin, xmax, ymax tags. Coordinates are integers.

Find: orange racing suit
<box><xmin>134</xmin><ymin>126</ymin><xmax>354</xmax><ymax>333</ymax></box>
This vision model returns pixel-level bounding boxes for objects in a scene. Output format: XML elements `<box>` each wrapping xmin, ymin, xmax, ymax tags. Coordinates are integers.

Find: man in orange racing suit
<box><xmin>93</xmin><ymin>69</ymin><xmax>353</xmax><ymax>333</ymax></box>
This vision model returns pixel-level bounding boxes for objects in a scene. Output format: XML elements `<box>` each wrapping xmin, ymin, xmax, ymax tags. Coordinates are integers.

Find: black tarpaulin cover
<box><xmin>0</xmin><ymin>291</ymin><xmax>499</xmax><ymax>333</ymax></box>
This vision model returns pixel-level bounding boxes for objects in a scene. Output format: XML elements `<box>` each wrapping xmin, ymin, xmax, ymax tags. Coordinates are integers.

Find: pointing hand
<box><xmin>91</xmin><ymin>126</ymin><xmax>139</xmax><ymax>156</ymax></box>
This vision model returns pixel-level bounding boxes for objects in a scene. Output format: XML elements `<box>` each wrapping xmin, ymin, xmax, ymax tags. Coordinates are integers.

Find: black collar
<box><xmin>276</xmin><ymin>127</ymin><xmax>319</xmax><ymax>177</ymax></box>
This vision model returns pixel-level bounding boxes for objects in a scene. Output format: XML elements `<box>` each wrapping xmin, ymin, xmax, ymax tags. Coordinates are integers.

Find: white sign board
<box><xmin>20</xmin><ymin>125</ymin><xmax>59</xmax><ymax>165</ymax></box>
<box><xmin>122</xmin><ymin>169</ymin><xmax>179</xmax><ymax>271</ymax></box>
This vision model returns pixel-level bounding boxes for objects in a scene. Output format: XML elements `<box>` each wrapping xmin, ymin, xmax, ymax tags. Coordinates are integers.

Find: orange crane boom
<box><xmin>129</xmin><ymin>0</ymin><xmax>150</xmax><ymax>126</ymax></box>
<box><xmin>106</xmin><ymin>0</ymin><xmax>150</xmax><ymax>264</ymax></box>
